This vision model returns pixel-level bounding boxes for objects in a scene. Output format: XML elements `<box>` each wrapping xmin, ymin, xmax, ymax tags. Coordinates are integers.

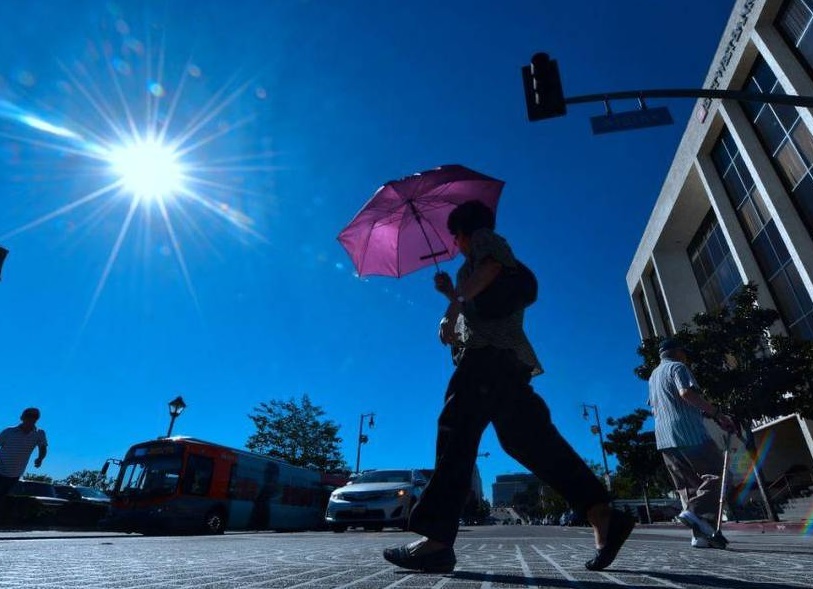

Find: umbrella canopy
<box><xmin>338</xmin><ymin>164</ymin><xmax>504</xmax><ymax>277</ymax></box>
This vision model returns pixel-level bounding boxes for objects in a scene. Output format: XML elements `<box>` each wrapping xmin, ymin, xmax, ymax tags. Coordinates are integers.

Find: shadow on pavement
<box><xmin>453</xmin><ymin>570</ymin><xmax>799</xmax><ymax>589</ymax></box>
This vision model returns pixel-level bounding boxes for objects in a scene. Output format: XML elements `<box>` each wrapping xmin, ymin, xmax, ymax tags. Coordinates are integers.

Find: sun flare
<box><xmin>0</xmin><ymin>14</ymin><xmax>274</xmax><ymax>329</ymax></box>
<box><xmin>108</xmin><ymin>140</ymin><xmax>184</xmax><ymax>201</ymax></box>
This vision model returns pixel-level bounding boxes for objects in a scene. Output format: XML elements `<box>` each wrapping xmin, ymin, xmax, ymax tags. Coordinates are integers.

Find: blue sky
<box><xmin>0</xmin><ymin>0</ymin><xmax>735</xmax><ymax>501</ymax></box>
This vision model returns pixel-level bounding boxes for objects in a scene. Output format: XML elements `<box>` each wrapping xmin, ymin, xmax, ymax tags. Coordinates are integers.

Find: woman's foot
<box><xmin>584</xmin><ymin>507</ymin><xmax>636</xmax><ymax>571</ymax></box>
<box><xmin>383</xmin><ymin>537</ymin><xmax>456</xmax><ymax>573</ymax></box>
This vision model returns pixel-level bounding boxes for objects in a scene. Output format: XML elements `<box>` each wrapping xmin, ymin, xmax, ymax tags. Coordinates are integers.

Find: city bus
<box><xmin>101</xmin><ymin>437</ymin><xmax>339</xmax><ymax>535</ymax></box>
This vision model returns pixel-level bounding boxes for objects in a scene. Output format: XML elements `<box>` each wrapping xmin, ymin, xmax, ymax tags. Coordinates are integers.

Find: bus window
<box><xmin>183</xmin><ymin>454</ymin><xmax>214</xmax><ymax>496</ymax></box>
<box><xmin>118</xmin><ymin>455</ymin><xmax>181</xmax><ymax>497</ymax></box>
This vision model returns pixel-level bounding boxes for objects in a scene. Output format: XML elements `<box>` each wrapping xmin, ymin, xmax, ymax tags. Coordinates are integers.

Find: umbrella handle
<box><xmin>407</xmin><ymin>199</ymin><xmax>442</xmax><ymax>273</ymax></box>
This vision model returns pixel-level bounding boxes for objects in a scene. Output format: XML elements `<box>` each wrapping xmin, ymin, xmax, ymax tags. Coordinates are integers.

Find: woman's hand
<box><xmin>434</xmin><ymin>271</ymin><xmax>455</xmax><ymax>300</ymax></box>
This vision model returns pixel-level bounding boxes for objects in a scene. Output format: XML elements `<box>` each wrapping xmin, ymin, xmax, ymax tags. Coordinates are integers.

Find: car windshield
<box><xmin>54</xmin><ymin>486</ymin><xmax>80</xmax><ymax>500</ymax></box>
<box><xmin>77</xmin><ymin>487</ymin><xmax>110</xmax><ymax>499</ymax></box>
<box><xmin>353</xmin><ymin>470</ymin><xmax>411</xmax><ymax>484</ymax></box>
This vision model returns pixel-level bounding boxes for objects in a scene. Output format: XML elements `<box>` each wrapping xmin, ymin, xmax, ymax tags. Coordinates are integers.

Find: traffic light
<box><xmin>522</xmin><ymin>53</ymin><xmax>566</xmax><ymax>121</ymax></box>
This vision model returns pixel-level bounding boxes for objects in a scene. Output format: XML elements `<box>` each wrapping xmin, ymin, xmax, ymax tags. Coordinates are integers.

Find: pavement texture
<box><xmin>0</xmin><ymin>523</ymin><xmax>811</xmax><ymax>588</ymax></box>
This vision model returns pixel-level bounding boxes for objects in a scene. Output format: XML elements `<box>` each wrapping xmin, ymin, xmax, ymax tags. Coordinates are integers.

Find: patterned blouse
<box><xmin>452</xmin><ymin>228</ymin><xmax>543</xmax><ymax>376</ymax></box>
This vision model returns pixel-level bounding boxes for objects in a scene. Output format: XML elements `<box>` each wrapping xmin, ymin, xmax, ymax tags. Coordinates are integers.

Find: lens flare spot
<box><xmin>148</xmin><ymin>82</ymin><xmax>165</xmax><ymax>97</ymax></box>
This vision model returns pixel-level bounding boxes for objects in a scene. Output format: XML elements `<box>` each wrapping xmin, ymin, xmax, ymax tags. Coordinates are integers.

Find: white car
<box><xmin>325</xmin><ymin>469</ymin><xmax>427</xmax><ymax>532</ymax></box>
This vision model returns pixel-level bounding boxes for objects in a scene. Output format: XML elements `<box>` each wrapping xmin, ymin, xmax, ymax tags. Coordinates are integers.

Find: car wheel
<box><xmin>331</xmin><ymin>524</ymin><xmax>347</xmax><ymax>533</ymax></box>
<box><xmin>204</xmin><ymin>508</ymin><xmax>227</xmax><ymax>535</ymax></box>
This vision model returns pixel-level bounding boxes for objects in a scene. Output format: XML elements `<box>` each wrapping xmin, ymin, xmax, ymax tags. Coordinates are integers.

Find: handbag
<box><xmin>468</xmin><ymin>260</ymin><xmax>538</xmax><ymax>320</ymax></box>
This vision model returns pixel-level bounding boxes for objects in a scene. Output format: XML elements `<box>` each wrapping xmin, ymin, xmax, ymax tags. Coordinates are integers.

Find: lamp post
<box><xmin>355</xmin><ymin>412</ymin><xmax>375</xmax><ymax>473</ymax></box>
<box><xmin>582</xmin><ymin>403</ymin><xmax>612</xmax><ymax>491</ymax></box>
<box><xmin>166</xmin><ymin>396</ymin><xmax>187</xmax><ymax>438</ymax></box>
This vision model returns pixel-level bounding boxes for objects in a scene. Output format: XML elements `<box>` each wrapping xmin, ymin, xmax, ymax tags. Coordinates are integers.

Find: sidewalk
<box><xmin>640</xmin><ymin>518</ymin><xmax>811</xmax><ymax>535</ymax></box>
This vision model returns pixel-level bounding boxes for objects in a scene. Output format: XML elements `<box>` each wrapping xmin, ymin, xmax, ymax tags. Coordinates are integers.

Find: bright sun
<box><xmin>108</xmin><ymin>139</ymin><xmax>184</xmax><ymax>201</ymax></box>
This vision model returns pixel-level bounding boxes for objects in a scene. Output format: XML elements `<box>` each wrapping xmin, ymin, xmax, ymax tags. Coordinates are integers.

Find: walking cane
<box><xmin>715</xmin><ymin>431</ymin><xmax>732</xmax><ymax>535</ymax></box>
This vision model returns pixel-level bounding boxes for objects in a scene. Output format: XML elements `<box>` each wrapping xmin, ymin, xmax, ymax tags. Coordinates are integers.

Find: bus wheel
<box><xmin>331</xmin><ymin>524</ymin><xmax>347</xmax><ymax>533</ymax></box>
<box><xmin>204</xmin><ymin>509</ymin><xmax>227</xmax><ymax>534</ymax></box>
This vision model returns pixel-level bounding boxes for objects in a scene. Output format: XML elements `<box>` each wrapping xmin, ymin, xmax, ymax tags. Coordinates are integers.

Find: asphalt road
<box><xmin>1</xmin><ymin>524</ymin><xmax>811</xmax><ymax>588</ymax></box>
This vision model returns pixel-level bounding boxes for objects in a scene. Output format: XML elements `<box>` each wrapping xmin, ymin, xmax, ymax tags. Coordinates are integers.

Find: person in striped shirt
<box><xmin>0</xmin><ymin>408</ymin><xmax>48</xmax><ymax>498</ymax></box>
<box><xmin>648</xmin><ymin>338</ymin><xmax>736</xmax><ymax>549</ymax></box>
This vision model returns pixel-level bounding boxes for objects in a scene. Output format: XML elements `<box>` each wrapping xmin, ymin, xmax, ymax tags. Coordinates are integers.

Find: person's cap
<box><xmin>658</xmin><ymin>337</ymin><xmax>690</xmax><ymax>355</ymax></box>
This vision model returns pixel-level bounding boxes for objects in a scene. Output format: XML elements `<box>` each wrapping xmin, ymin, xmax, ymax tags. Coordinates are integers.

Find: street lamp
<box><xmin>582</xmin><ymin>403</ymin><xmax>612</xmax><ymax>491</ymax></box>
<box><xmin>166</xmin><ymin>396</ymin><xmax>187</xmax><ymax>437</ymax></box>
<box><xmin>355</xmin><ymin>412</ymin><xmax>375</xmax><ymax>473</ymax></box>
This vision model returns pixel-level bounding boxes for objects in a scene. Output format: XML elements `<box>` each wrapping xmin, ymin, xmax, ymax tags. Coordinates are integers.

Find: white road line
<box><xmin>530</xmin><ymin>545</ymin><xmax>582</xmax><ymax>587</ymax></box>
<box><xmin>481</xmin><ymin>570</ymin><xmax>494</xmax><ymax>589</ymax></box>
<box><xmin>430</xmin><ymin>577</ymin><xmax>451</xmax><ymax>588</ymax></box>
<box><xmin>599</xmin><ymin>572</ymin><xmax>629</xmax><ymax>585</ymax></box>
<box><xmin>333</xmin><ymin>567</ymin><xmax>394</xmax><ymax>588</ymax></box>
<box><xmin>478</xmin><ymin>544</ymin><xmax>487</xmax><ymax>550</ymax></box>
<box><xmin>515</xmin><ymin>544</ymin><xmax>536</xmax><ymax>584</ymax></box>
<box><xmin>642</xmin><ymin>574</ymin><xmax>685</xmax><ymax>588</ymax></box>
<box><xmin>381</xmin><ymin>574</ymin><xmax>414</xmax><ymax>588</ymax></box>
<box><xmin>263</xmin><ymin>568</ymin><xmax>353</xmax><ymax>589</ymax></box>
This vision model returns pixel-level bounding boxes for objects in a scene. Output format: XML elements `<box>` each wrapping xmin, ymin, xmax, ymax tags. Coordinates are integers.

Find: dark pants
<box><xmin>408</xmin><ymin>346</ymin><xmax>611</xmax><ymax>544</ymax></box>
<box><xmin>0</xmin><ymin>475</ymin><xmax>18</xmax><ymax>498</ymax></box>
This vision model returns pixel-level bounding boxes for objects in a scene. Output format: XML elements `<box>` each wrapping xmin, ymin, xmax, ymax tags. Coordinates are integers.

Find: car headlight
<box><xmin>393</xmin><ymin>489</ymin><xmax>407</xmax><ymax>498</ymax></box>
<box><xmin>331</xmin><ymin>492</ymin><xmax>345</xmax><ymax>500</ymax></box>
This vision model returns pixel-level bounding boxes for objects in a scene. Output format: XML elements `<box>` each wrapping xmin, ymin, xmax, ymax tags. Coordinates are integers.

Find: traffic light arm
<box><xmin>563</xmin><ymin>87</ymin><xmax>813</xmax><ymax>109</ymax></box>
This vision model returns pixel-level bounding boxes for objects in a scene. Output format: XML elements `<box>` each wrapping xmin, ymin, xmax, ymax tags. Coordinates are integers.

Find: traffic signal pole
<box><xmin>523</xmin><ymin>52</ymin><xmax>813</xmax><ymax>122</ymax></box>
<box><xmin>564</xmin><ymin>87</ymin><xmax>813</xmax><ymax>110</ymax></box>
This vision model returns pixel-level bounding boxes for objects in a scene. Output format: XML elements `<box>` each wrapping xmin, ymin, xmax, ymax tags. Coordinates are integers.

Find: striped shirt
<box><xmin>648</xmin><ymin>359</ymin><xmax>709</xmax><ymax>450</ymax></box>
<box><xmin>453</xmin><ymin>228</ymin><xmax>542</xmax><ymax>375</ymax></box>
<box><xmin>0</xmin><ymin>426</ymin><xmax>48</xmax><ymax>478</ymax></box>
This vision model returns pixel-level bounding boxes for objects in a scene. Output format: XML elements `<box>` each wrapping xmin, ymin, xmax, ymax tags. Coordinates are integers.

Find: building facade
<box><xmin>491</xmin><ymin>473</ymin><xmax>540</xmax><ymax>507</ymax></box>
<box><xmin>627</xmin><ymin>0</ymin><xmax>813</xmax><ymax>494</ymax></box>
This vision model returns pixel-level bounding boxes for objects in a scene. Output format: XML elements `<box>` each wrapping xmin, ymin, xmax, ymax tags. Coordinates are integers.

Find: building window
<box><xmin>740</xmin><ymin>56</ymin><xmax>813</xmax><ymax>236</ymax></box>
<box><xmin>688</xmin><ymin>211</ymin><xmax>744</xmax><ymax>311</ymax></box>
<box><xmin>777</xmin><ymin>0</ymin><xmax>813</xmax><ymax>74</ymax></box>
<box><xmin>646</xmin><ymin>267</ymin><xmax>673</xmax><ymax>335</ymax></box>
<box><xmin>636</xmin><ymin>288</ymin><xmax>655</xmax><ymax>338</ymax></box>
<box><xmin>711</xmin><ymin>127</ymin><xmax>813</xmax><ymax>339</ymax></box>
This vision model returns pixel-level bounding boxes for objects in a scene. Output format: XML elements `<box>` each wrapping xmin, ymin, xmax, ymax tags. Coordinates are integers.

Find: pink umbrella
<box><xmin>338</xmin><ymin>165</ymin><xmax>504</xmax><ymax>277</ymax></box>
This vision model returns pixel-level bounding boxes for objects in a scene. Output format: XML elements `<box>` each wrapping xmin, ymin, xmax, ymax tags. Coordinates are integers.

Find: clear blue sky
<box><xmin>0</xmin><ymin>0</ymin><xmax>734</xmax><ymax>500</ymax></box>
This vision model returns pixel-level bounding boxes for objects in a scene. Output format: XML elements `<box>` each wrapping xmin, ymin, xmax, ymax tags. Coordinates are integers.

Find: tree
<box><xmin>57</xmin><ymin>469</ymin><xmax>114</xmax><ymax>491</ymax></box>
<box><xmin>634</xmin><ymin>283</ymin><xmax>813</xmax><ymax>520</ymax></box>
<box><xmin>22</xmin><ymin>473</ymin><xmax>52</xmax><ymax>483</ymax></box>
<box><xmin>603</xmin><ymin>409</ymin><xmax>672</xmax><ymax>499</ymax></box>
<box><xmin>246</xmin><ymin>394</ymin><xmax>347</xmax><ymax>471</ymax></box>
<box><xmin>635</xmin><ymin>283</ymin><xmax>813</xmax><ymax>421</ymax></box>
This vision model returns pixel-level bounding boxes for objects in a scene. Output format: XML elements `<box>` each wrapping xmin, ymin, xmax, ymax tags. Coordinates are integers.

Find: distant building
<box><xmin>627</xmin><ymin>0</ymin><xmax>813</xmax><ymax>488</ymax></box>
<box><xmin>492</xmin><ymin>473</ymin><xmax>541</xmax><ymax>506</ymax></box>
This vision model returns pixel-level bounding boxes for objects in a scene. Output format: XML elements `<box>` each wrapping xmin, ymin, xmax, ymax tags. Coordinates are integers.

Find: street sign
<box><xmin>590</xmin><ymin>106</ymin><xmax>673</xmax><ymax>135</ymax></box>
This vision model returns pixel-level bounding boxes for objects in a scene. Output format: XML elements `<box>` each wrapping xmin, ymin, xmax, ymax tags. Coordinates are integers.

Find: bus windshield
<box><xmin>116</xmin><ymin>455</ymin><xmax>182</xmax><ymax>497</ymax></box>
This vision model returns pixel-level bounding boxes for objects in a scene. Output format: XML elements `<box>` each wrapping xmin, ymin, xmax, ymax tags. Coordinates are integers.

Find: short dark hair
<box><xmin>446</xmin><ymin>200</ymin><xmax>495</xmax><ymax>236</ymax></box>
<box><xmin>21</xmin><ymin>407</ymin><xmax>40</xmax><ymax>420</ymax></box>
